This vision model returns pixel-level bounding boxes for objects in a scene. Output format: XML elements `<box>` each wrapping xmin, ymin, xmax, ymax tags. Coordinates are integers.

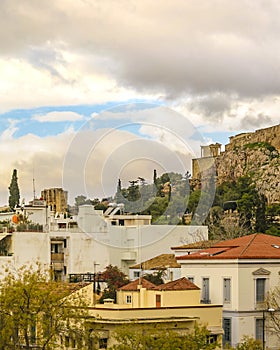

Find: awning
<box><xmin>207</xmin><ymin>326</ymin><xmax>224</xmax><ymax>335</ymax></box>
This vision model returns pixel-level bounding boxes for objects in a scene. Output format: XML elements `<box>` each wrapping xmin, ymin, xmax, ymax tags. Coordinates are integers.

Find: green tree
<box><xmin>0</xmin><ymin>263</ymin><xmax>89</xmax><ymax>350</ymax></box>
<box><xmin>127</xmin><ymin>180</ymin><xmax>140</xmax><ymax>202</ymax></box>
<box><xmin>109</xmin><ymin>323</ymin><xmax>219</xmax><ymax>349</ymax></box>
<box><xmin>115</xmin><ymin>179</ymin><xmax>123</xmax><ymax>204</ymax></box>
<box><xmin>74</xmin><ymin>195</ymin><xmax>88</xmax><ymax>207</ymax></box>
<box><xmin>8</xmin><ymin>169</ymin><xmax>20</xmax><ymax>210</ymax></box>
<box><xmin>255</xmin><ymin>194</ymin><xmax>267</xmax><ymax>232</ymax></box>
<box><xmin>143</xmin><ymin>270</ymin><xmax>165</xmax><ymax>285</ymax></box>
<box><xmin>99</xmin><ymin>265</ymin><xmax>129</xmax><ymax>303</ymax></box>
<box><xmin>235</xmin><ymin>336</ymin><xmax>262</xmax><ymax>350</ymax></box>
<box><xmin>224</xmin><ymin>336</ymin><xmax>262</xmax><ymax>349</ymax></box>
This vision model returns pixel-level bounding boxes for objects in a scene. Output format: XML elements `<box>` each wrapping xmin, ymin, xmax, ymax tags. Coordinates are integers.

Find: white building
<box><xmin>0</xmin><ymin>203</ymin><xmax>208</xmax><ymax>282</ymax></box>
<box><xmin>177</xmin><ymin>233</ymin><xmax>280</xmax><ymax>349</ymax></box>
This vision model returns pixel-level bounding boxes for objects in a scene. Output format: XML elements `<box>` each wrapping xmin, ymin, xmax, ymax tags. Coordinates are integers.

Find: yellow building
<box><xmin>60</xmin><ymin>277</ymin><xmax>223</xmax><ymax>349</ymax></box>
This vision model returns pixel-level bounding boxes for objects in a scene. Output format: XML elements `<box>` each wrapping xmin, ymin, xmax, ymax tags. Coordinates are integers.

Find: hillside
<box><xmin>215</xmin><ymin>142</ymin><xmax>280</xmax><ymax>204</ymax></box>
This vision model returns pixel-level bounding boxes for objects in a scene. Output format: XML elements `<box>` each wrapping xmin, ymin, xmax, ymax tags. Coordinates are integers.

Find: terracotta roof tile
<box><xmin>177</xmin><ymin>234</ymin><xmax>280</xmax><ymax>260</ymax></box>
<box><xmin>153</xmin><ymin>277</ymin><xmax>200</xmax><ymax>291</ymax></box>
<box><xmin>118</xmin><ymin>278</ymin><xmax>156</xmax><ymax>291</ymax></box>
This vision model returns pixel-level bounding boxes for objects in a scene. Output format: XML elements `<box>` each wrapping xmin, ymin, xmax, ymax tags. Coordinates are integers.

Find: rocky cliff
<box><xmin>192</xmin><ymin>124</ymin><xmax>280</xmax><ymax>204</ymax></box>
<box><xmin>215</xmin><ymin>143</ymin><xmax>280</xmax><ymax>204</ymax></box>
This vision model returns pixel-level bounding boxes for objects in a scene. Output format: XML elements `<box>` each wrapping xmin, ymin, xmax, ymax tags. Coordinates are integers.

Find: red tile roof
<box><xmin>177</xmin><ymin>234</ymin><xmax>280</xmax><ymax>260</ymax></box>
<box><xmin>153</xmin><ymin>277</ymin><xmax>200</xmax><ymax>291</ymax></box>
<box><xmin>118</xmin><ymin>278</ymin><xmax>156</xmax><ymax>291</ymax></box>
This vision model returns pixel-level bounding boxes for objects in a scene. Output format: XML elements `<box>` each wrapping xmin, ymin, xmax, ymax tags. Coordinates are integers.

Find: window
<box><xmin>207</xmin><ymin>335</ymin><xmax>218</xmax><ymax>344</ymax></box>
<box><xmin>126</xmin><ymin>295</ymin><xmax>132</xmax><ymax>304</ymax></box>
<box><xmin>201</xmin><ymin>278</ymin><xmax>210</xmax><ymax>303</ymax></box>
<box><xmin>256</xmin><ymin>278</ymin><xmax>266</xmax><ymax>303</ymax></box>
<box><xmin>134</xmin><ymin>271</ymin><xmax>140</xmax><ymax>278</ymax></box>
<box><xmin>187</xmin><ymin>277</ymin><xmax>194</xmax><ymax>283</ymax></box>
<box><xmin>169</xmin><ymin>271</ymin><xmax>174</xmax><ymax>281</ymax></box>
<box><xmin>223</xmin><ymin>278</ymin><xmax>231</xmax><ymax>303</ymax></box>
<box><xmin>223</xmin><ymin>318</ymin><xmax>231</xmax><ymax>346</ymax></box>
<box><xmin>256</xmin><ymin>318</ymin><xmax>264</xmax><ymax>342</ymax></box>
<box><xmin>99</xmin><ymin>338</ymin><xmax>108</xmax><ymax>349</ymax></box>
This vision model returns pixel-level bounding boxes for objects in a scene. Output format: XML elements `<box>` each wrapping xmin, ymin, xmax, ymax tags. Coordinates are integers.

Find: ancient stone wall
<box><xmin>191</xmin><ymin>124</ymin><xmax>280</xmax><ymax>204</ymax></box>
<box><xmin>225</xmin><ymin>124</ymin><xmax>280</xmax><ymax>152</ymax></box>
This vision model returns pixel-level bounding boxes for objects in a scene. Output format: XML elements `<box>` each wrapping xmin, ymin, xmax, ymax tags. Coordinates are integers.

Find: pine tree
<box><xmin>8</xmin><ymin>169</ymin><xmax>20</xmax><ymax>210</ymax></box>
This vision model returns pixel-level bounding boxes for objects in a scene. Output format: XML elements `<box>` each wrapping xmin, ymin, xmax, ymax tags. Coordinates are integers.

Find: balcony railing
<box><xmin>51</xmin><ymin>253</ymin><xmax>64</xmax><ymax>262</ymax></box>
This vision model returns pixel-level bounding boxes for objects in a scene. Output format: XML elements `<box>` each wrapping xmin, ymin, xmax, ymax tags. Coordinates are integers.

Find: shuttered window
<box><xmin>256</xmin><ymin>278</ymin><xmax>266</xmax><ymax>303</ymax></box>
<box><xmin>223</xmin><ymin>278</ymin><xmax>231</xmax><ymax>303</ymax></box>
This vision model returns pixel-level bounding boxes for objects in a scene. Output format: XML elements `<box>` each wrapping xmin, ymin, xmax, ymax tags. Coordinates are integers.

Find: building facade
<box><xmin>41</xmin><ymin>187</ymin><xmax>68</xmax><ymax>214</ymax></box>
<box><xmin>0</xmin><ymin>204</ymin><xmax>208</xmax><ymax>281</ymax></box>
<box><xmin>64</xmin><ymin>277</ymin><xmax>223</xmax><ymax>349</ymax></box>
<box><xmin>177</xmin><ymin>234</ymin><xmax>280</xmax><ymax>349</ymax></box>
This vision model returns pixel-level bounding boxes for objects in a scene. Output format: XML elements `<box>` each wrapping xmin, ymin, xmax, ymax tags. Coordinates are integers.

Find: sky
<box><xmin>0</xmin><ymin>0</ymin><xmax>280</xmax><ymax>206</ymax></box>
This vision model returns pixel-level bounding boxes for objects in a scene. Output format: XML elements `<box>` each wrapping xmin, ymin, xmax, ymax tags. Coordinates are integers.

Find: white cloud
<box><xmin>0</xmin><ymin>126</ymin><xmax>75</xmax><ymax>206</ymax></box>
<box><xmin>32</xmin><ymin>111</ymin><xmax>85</xmax><ymax>123</ymax></box>
<box><xmin>0</xmin><ymin>119</ymin><xmax>19</xmax><ymax>141</ymax></box>
<box><xmin>0</xmin><ymin>1</ymin><xmax>280</xmax><ymax>205</ymax></box>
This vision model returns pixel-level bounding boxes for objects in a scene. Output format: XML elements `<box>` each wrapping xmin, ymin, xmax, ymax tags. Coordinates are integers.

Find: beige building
<box><xmin>177</xmin><ymin>233</ymin><xmax>280</xmax><ymax>349</ymax></box>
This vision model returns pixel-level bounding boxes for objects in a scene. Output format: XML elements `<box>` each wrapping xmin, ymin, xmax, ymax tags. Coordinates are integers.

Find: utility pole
<box><xmin>93</xmin><ymin>261</ymin><xmax>100</xmax><ymax>306</ymax></box>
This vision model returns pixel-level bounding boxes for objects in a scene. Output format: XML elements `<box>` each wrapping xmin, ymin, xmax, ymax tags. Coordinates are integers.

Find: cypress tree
<box><xmin>115</xmin><ymin>179</ymin><xmax>123</xmax><ymax>203</ymax></box>
<box><xmin>8</xmin><ymin>169</ymin><xmax>20</xmax><ymax>210</ymax></box>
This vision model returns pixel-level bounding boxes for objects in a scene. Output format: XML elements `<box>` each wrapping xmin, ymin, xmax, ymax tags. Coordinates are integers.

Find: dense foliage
<box><xmin>99</xmin><ymin>265</ymin><xmax>129</xmax><ymax>303</ymax></box>
<box><xmin>73</xmin><ymin>168</ymin><xmax>279</xmax><ymax>235</ymax></box>
<box><xmin>109</xmin><ymin>323</ymin><xmax>219</xmax><ymax>350</ymax></box>
<box><xmin>0</xmin><ymin>264</ymin><xmax>88</xmax><ymax>349</ymax></box>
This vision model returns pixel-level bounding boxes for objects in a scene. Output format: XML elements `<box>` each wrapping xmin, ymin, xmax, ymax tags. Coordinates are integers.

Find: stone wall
<box><xmin>225</xmin><ymin>124</ymin><xmax>280</xmax><ymax>152</ymax></box>
<box><xmin>192</xmin><ymin>123</ymin><xmax>280</xmax><ymax>204</ymax></box>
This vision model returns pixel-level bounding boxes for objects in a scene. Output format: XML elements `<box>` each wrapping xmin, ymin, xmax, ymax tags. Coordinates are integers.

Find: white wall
<box><xmin>180</xmin><ymin>259</ymin><xmax>280</xmax><ymax>348</ymax></box>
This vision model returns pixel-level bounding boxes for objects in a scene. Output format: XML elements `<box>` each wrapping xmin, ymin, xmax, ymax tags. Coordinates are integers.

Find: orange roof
<box><xmin>118</xmin><ymin>278</ymin><xmax>156</xmax><ymax>291</ymax></box>
<box><xmin>177</xmin><ymin>234</ymin><xmax>280</xmax><ymax>260</ymax></box>
<box><xmin>153</xmin><ymin>277</ymin><xmax>200</xmax><ymax>291</ymax></box>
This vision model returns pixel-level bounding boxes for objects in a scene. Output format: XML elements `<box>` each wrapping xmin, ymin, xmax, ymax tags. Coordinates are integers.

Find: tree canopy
<box><xmin>0</xmin><ymin>263</ymin><xmax>89</xmax><ymax>349</ymax></box>
<box><xmin>99</xmin><ymin>265</ymin><xmax>129</xmax><ymax>303</ymax></box>
<box><xmin>8</xmin><ymin>169</ymin><xmax>20</xmax><ymax>210</ymax></box>
<box><xmin>109</xmin><ymin>323</ymin><xmax>219</xmax><ymax>350</ymax></box>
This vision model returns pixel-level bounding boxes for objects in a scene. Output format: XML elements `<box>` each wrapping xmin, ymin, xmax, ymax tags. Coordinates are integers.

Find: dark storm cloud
<box><xmin>239</xmin><ymin>113</ymin><xmax>272</xmax><ymax>130</ymax></box>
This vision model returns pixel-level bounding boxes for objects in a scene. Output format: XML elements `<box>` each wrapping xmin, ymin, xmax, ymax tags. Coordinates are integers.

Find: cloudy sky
<box><xmin>1</xmin><ymin>0</ymin><xmax>280</xmax><ymax>205</ymax></box>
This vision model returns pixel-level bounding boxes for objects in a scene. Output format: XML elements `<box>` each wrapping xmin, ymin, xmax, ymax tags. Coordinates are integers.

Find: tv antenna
<box><xmin>32</xmin><ymin>167</ymin><xmax>36</xmax><ymax>199</ymax></box>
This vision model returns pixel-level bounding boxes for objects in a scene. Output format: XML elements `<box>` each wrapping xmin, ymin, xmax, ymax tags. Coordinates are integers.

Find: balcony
<box><xmin>51</xmin><ymin>252</ymin><xmax>64</xmax><ymax>262</ymax></box>
<box><xmin>121</xmin><ymin>251</ymin><xmax>137</xmax><ymax>261</ymax></box>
